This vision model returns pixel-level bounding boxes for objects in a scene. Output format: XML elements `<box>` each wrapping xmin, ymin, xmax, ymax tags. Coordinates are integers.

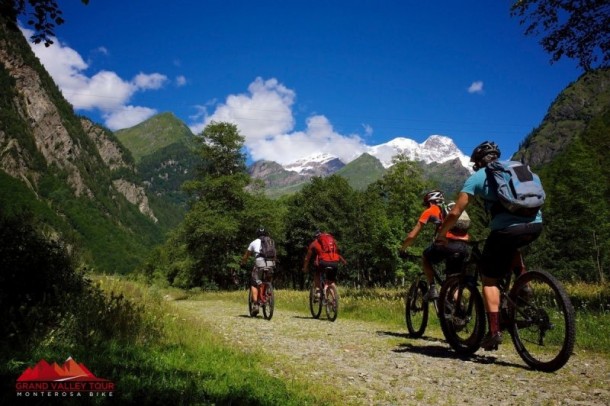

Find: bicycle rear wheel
<box><xmin>438</xmin><ymin>275</ymin><xmax>486</xmax><ymax>356</ymax></box>
<box><xmin>309</xmin><ymin>283</ymin><xmax>322</xmax><ymax>319</ymax></box>
<box><xmin>262</xmin><ymin>283</ymin><xmax>274</xmax><ymax>320</ymax></box>
<box><xmin>508</xmin><ymin>270</ymin><xmax>575</xmax><ymax>372</ymax></box>
<box><xmin>405</xmin><ymin>280</ymin><xmax>429</xmax><ymax>338</ymax></box>
<box><xmin>248</xmin><ymin>288</ymin><xmax>256</xmax><ymax>317</ymax></box>
<box><xmin>325</xmin><ymin>285</ymin><xmax>339</xmax><ymax>322</ymax></box>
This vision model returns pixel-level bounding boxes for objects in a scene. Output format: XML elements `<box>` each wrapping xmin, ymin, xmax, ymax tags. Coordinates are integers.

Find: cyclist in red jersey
<box><xmin>302</xmin><ymin>230</ymin><xmax>346</xmax><ymax>300</ymax></box>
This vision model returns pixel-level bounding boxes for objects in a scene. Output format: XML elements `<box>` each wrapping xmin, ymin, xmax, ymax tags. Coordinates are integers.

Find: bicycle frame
<box><xmin>249</xmin><ymin>266</ymin><xmax>275</xmax><ymax>320</ymax></box>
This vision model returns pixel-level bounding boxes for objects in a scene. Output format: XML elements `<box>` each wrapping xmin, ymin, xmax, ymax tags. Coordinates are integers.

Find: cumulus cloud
<box><xmin>467</xmin><ymin>80</ymin><xmax>484</xmax><ymax>94</ymax></box>
<box><xmin>176</xmin><ymin>75</ymin><xmax>187</xmax><ymax>87</ymax></box>
<box><xmin>190</xmin><ymin>77</ymin><xmax>367</xmax><ymax>164</ymax></box>
<box><xmin>21</xmin><ymin>27</ymin><xmax>169</xmax><ymax>130</ymax></box>
<box><xmin>103</xmin><ymin>106</ymin><xmax>159</xmax><ymax>130</ymax></box>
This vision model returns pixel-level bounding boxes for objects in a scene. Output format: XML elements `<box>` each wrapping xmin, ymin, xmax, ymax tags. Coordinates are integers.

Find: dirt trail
<box><xmin>174</xmin><ymin>298</ymin><xmax>610</xmax><ymax>406</ymax></box>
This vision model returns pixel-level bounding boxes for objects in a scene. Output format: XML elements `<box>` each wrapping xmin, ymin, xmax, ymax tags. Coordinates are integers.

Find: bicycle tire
<box><xmin>262</xmin><ymin>283</ymin><xmax>274</xmax><ymax>320</ymax></box>
<box><xmin>405</xmin><ymin>280</ymin><xmax>429</xmax><ymax>338</ymax></box>
<box><xmin>309</xmin><ymin>283</ymin><xmax>322</xmax><ymax>319</ymax></box>
<box><xmin>438</xmin><ymin>275</ymin><xmax>486</xmax><ymax>356</ymax></box>
<box><xmin>325</xmin><ymin>285</ymin><xmax>339</xmax><ymax>322</ymax></box>
<box><xmin>508</xmin><ymin>270</ymin><xmax>575</xmax><ymax>372</ymax></box>
<box><xmin>248</xmin><ymin>288</ymin><xmax>256</xmax><ymax>317</ymax></box>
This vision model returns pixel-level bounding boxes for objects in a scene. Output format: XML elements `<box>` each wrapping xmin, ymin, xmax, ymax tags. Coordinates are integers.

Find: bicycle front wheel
<box><xmin>405</xmin><ymin>280</ymin><xmax>428</xmax><ymax>338</ymax></box>
<box><xmin>325</xmin><ymin>285</ymin><xmax>339</xmax><ymax>322</ymax></box>
<box><xmin>438</xmin><ymin>275</ymin><xmax>486</xmax><ymax>356</ymax></box>
<box><xmin>508</xmin><ymin>270</ymin><xmax>576</xmax><ymax>372</ymax></box>
<box><xmin>262</xmin><ymin>283</ymin><xmax>274</xmax><ymax>320</ymax></box>
<box><xmin>309</xmin><ymin>283</ymin><xmax>322</xmax><ymax>319</ymax></box>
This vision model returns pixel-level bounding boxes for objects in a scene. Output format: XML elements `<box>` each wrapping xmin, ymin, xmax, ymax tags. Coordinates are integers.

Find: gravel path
<box><xmin>174</xmin><ymin>297</ymin><xmax>610</xmax><ymax>406</ymax></box>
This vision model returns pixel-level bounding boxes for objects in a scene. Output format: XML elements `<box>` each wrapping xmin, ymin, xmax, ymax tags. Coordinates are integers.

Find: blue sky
<box><xmin>20</xmin><ymin>1</ymin><xmax>583</xmax><ymax>165</ymax></box>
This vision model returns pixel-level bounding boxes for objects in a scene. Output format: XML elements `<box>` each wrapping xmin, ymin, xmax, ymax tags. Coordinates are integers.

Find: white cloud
<box><xmin>103</xmin><ymin>106</ymin><xmax>158</xmax><ymax>130</ymax></box>
<box><xmin>133</xmin><ymin>72</ymin><xmax>167</xmax><ymax>90</ymax></box>
<box><xmin>176</xmin><ymin>75</ymin><xmax>187</xmax><ymax>87</ymax></box>
<box><xmin>190</xmin><ymin>78</ymin><xmax>367</xmax><ymax>164</ymax></box>
<box><xmin>21</xmin><ymin>27</ymin><xmax>167</xmax><ymax>130</ymax></box>
<box><xmin>468</xmin><ymin>81</ymin><xmax>484</xmax><ymax>94</ymax></box>
<box><xmin>362</xmin><ymin>123</ymin><xmax>374</xmax><ymax>137</ymax></box>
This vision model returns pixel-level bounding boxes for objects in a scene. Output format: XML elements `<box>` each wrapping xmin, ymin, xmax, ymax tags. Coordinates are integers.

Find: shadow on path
<box><xmin>377</xmin><ymin>330</ymin><xmax>529</xmax><ymax>370</ymax></box>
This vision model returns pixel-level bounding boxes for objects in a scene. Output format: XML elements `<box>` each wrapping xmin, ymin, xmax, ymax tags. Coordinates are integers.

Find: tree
<box><xmin>160</xmin><ymin>122</ymin><xmax>253</xmax><ymax>289</ymax></box>
<box><xmin>0</xmin><ymin>0</ymin><xmax>89</xmax><ymax>46</ymax></box>
<box><xmin>510</xmin><ymin>0</ymin><xmax>610</xmax><ymax>71</ymax></box>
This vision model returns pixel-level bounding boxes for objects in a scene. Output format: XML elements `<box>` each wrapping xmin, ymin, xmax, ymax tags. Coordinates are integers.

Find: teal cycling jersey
<box><xmin>461</xmin><ymin>168</ymin><xmax>542</xmax><ymax>231</ymax></box>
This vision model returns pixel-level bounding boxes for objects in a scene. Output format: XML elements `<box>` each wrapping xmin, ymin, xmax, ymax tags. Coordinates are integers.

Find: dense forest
<box><xmin>140</xmin><ymin>117</ymin><xmax>610</xmax><ymax>290</ymax></box>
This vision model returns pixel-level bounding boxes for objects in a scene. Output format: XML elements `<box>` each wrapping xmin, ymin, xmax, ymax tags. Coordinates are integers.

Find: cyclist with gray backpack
<box><xmin>435</xmin><ymin>141</ymin><xmax>544</xmax><ymax>351</ymax></box>
<box><xmin>240</xmin><ymin>227</ymin><xmax>276</xmax><ymax>316</ymax></box>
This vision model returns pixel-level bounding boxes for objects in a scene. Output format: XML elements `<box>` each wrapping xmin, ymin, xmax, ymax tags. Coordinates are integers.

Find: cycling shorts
<box><xmin>317</xmin><ymin>260</ymin><xmax>338</xmax><ymax>282</ymax></box>
<box><xmin>480</xmin><ymin>222</ymin><xmax>543</xmax><ymax>279</ymax></box>
<box><xmin>423</xmin><ymin>240</ymin><xmax>469</xmax><ymax>275</ymax></box>
<box><xmin>250</xmin><ymin>266</ymin><xmax>273</xmax><ymax>287</ymax></box>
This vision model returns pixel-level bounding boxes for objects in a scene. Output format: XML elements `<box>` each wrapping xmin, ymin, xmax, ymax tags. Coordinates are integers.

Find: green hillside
<box><xmin>514</xmin><ymin>68</ymin><xmax>610</xmax><ymax>167</ymax></box>
<box><xmin>115</xmin><ymin>112</ymin><xmax>193</xmax><ymax>162</ymax></box>
<box><xmin>334</xmin><ymin>153</ymin><xmax>386</xmax><ymax>190</ymax></box>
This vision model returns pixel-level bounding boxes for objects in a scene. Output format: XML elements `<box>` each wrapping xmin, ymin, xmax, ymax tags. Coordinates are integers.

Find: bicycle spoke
<box><xmin>439</xmin><ymin>276</ymin><xmax>485</xmax><ymax>355</ymax></box>
<box><xmin>405</xmin><ymin>280</ymin><xmax>428</xmax><ymax>337</ymax></box>
<box><xmin>509</xmin><ymin>270</ymin><xmax>575</xmax><ymax>372</ymax></box>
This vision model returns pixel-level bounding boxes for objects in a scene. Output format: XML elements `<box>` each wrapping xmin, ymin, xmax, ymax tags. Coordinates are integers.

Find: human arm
<box><xmin>302</xmin><ymin>243</ymin><xmax>314</xmax><ymax>273</ymax></box>
<box><xmin>240</xmin><ymin>249</ymin><xmax>251</xmax><ymax>267</ymax></box>
<box><xmin>400</xmin><ymin>222</ymin><xmax>424</xmax><ymax>251</ymax></box>
<box><xmin>436</xmin><ymin>192</ymin><xmax>471</xmax><ymax>244</ymax></box>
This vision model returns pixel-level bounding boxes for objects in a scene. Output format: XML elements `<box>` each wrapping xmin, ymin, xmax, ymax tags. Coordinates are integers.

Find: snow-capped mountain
<box><xmin>283</xmin><ymin>153</ymin><xmax>345</xmax><ymax>177</ymax></box>
<box><xmin>282</xmin><ymin>135</ymin><xmax>471</xmax><ymax>175</ymax></box>
<box><xmin>366</xmin><ymin>135</ymin><xmax>471</xmax><ymax>169</ymax></box>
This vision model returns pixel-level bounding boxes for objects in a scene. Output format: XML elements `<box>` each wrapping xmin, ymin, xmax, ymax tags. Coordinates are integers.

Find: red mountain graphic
<box><xmin>17</xmin><ymin>357</ymin><xmax>107</xmax><ymax>382</ymax></box>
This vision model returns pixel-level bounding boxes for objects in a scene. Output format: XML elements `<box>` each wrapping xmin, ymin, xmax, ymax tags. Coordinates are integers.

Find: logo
<box><xmin>15</xmin><ymin>357</ymin><xmax>114</xmax><ymax>398</ymax></box>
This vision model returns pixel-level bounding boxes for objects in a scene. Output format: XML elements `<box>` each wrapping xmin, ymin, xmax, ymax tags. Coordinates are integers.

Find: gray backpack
<box><xmin>485</xmin><ymin>160</ymin><xmax>545</xmax><ymax>217</ymax></box>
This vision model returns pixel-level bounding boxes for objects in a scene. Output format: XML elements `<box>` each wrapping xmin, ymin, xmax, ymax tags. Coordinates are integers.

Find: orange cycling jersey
<box><xmin>419</xmin><ymin>205</ymin><xmax>468</xmax><ymax>241</ymax></box>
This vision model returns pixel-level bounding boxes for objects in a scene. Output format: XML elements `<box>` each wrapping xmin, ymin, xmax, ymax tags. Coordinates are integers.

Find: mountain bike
<box><xmin>309</xmin><ymin>266</ymin><xmax>339</xmax><ymax>322</ymax></box>
<box><xmin>248</xmin><ymin>265</ymin><xmax>275</xmax><ymax>320</ymax></box>
<box><xmin>403</xmin><ymin>253</ymin><xmax>444</xmax><ymax>338</ymax></box>
<box><xmin>438</xmin><ymin>240</ymin><xmax>576</xmax><ymax>372</ymax></box>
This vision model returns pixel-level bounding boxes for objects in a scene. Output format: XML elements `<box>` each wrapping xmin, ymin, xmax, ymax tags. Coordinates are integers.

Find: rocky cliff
<box><xmin>0</xmin><ymin>16</ymin><xmax>157</xmax><ymax>221</ymax></box>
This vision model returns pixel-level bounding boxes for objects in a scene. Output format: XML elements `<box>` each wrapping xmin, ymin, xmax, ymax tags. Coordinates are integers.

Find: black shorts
<box><xmin>317</xmin><ymin>260</ymin><xmax>338</xmax><ymax>282</ymax></box>
<box><xmin>480</xmin><ymin>222</ymin><xmax>543</xmax><ymax>279</ymax></box>
<box><xmin>423</xmin><ymin>240</ymin><xmax>469</xmax><ymax>275</ymax></box>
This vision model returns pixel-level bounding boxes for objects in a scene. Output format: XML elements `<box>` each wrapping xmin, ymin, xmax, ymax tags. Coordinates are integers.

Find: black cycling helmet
<box><xmin>256</xmin><ymin>227</ymin><xmax>266</xmax><ymax>237</ymax></box>
<box><xmin>470</xmin><ymin>141</ymin><xmax>500</xmax><ymax>171</ymax></box>
<box><xmin>314</xmin><ymin>229</ymin><xmax>322</xmax><ymax>238</ymax></box>
<box><xmin>423</xmin><ymin>190</ymin><xmax>445</xmax><ymax>206</ymax></box>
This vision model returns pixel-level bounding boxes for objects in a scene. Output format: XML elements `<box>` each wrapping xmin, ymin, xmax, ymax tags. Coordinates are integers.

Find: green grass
<box><xmin>2</xmin><ymin>277</ymin><xmax>332</xmax><ymax>406</ymax></box>
<box><xmin>93</xmin><ymin>278</ymin><xmax>334</xmax><ymax>405</ymax></box>
<box><xmin>7</xmin><ymin>278</ymin><xmax>606</xmax><ymax>405</ymax></box>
